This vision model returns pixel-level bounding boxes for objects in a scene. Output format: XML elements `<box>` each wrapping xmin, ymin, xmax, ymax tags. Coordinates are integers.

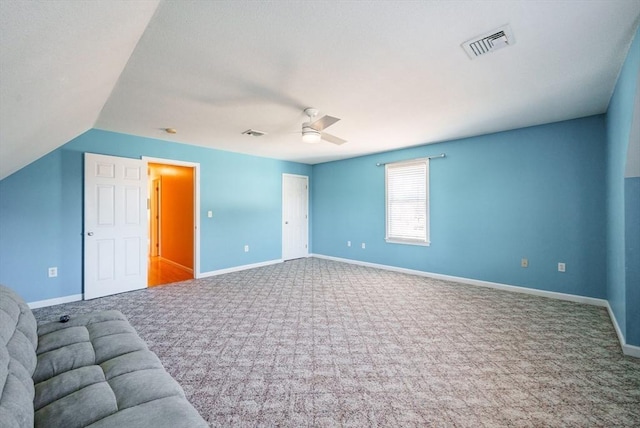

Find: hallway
<box><xmin>148</xmin><ymin>257</ymin><xmax>192</xmax><ymax>287</ymax></box>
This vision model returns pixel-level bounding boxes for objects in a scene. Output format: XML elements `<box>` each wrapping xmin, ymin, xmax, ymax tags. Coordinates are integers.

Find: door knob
<box><xmin>87</xmin><ymin>232</ymin><xmax>94</xmax><ymax>236</ymax></box>
<box><xmin>285</xmin><ymin>221</ymin><xmax>288</xmax><ymax>224</ymax></box>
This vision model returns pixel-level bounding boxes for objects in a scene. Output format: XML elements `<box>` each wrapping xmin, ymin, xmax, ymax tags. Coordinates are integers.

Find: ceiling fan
<box><xmin>301</xmin><ymin>108</ymin><xmax>347</xmax><ymax>145</ymax></box>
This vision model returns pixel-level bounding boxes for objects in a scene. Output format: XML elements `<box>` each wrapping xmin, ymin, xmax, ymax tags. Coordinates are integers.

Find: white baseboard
<box><xmin>159</xmin><ymin>256</ymin><xmax>193</xmax><ymax>274</ymax></box>
<box><xmin>623</xmin><ymin>343</ymin><xmax>640</xmax><ymax>358</ymax></box>
<box><xmin>311</xmin><ymin>254</ymin><xmax>640</xmax><ymax>358</ymax></box>
<box><xmin>197</xmin><ymin>259</ymin><xmax>283</xmax><ymax>278</ymax></box>
<box><xmin>606</xmin><ymin>303</ymin><xmax>640</xmax><ymax>358</ymax></box>
<box><xmin>26</xmin><ymin>259</ymin><xmax>284</xmax><ymax>307</ymax></box>
<box><xmin>312</xmin><ymin>254</ymin><xmax>607</xmax><ymax>307</ymax></box>
<box><xmin>28</xmin><ymin>294</ymin><xmax>83</xmax><ymax>309</ymax></box>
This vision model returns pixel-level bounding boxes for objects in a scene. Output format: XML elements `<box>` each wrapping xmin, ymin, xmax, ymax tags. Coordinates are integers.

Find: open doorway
<box><xmin>147</xmin><ymin>161</ymin><xmax>196</xmax><ymax>286</ymax></box>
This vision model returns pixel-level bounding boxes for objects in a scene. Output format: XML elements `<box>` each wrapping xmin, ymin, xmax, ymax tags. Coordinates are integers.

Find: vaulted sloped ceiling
<box><xmin>0</xmin><ymin>1</ymin><xmax>159</xmax><ymax>179</ymax></box>
<box><xmin>1</xmin><ymin>1</ymin><xmax>639</xmax><ymax>180</ymax></box>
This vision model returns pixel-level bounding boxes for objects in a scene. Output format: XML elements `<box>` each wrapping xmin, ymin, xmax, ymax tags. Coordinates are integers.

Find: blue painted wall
<box><xmin>625</xmin><ymin>178</ymin><xmax>640</xmax><ymax>346</ymax></box>
<box><xmin>605</xmin><ymin>26</ymin><xmax>640</xmax><ymax>346</ymax></box>
<box><xmin>0</xmin><ymin>150</ymin><xmax>77</xmax><ymax>302</ymax></box>
<box><xmin>0</xmin><ymin>129</ymin><xmax>311</xmax><ymax>303</ymax></box>
<box><xmin>312</xmin><ymin>116</ymin><xmax>607</xmax><ymax>299</ymax></box>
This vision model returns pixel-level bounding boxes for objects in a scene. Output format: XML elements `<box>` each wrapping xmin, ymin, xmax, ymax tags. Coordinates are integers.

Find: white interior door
<box><xmin>84</xmin><ymin>153</ymin><xmax>148</xmax><ymax>299</ymax></box>
<box><xmin>282</xmin><ymin>174</ymin><xmax>309</xmax><ymax>261</ymax></box>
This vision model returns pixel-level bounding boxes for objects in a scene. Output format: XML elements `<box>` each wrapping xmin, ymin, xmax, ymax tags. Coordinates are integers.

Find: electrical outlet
<box><xmin>521</xmin><ymin>258</ymin><xmax>528</xmax><ymax>268</ymax></box>
<box><xmin>558</xmin><ymin>262</ymin><xmax>566</xmax><ymax>272</ymax></box>
<box><xmin>347</xmin><ymin>241</ymin><xmax>351</xmax><ymax>247</ymax></box>
<box><xmin>207</xmin><ymin>210</ymin><xmax>213</xmax><ymax>218</ymax></box>
<box><xmin>48</xmin><ymin>267</ymin><xmax>58</xmax><ymax>278</ymax></box>
<box><xmin>244</xmin><ymin>245</ymin><xmax>249</xmax><ymax>252</ymax></box>
<box><xmin>361</xmin><ymin>243</ymin><xmax>366</xmax><ymax>249</ymax></box>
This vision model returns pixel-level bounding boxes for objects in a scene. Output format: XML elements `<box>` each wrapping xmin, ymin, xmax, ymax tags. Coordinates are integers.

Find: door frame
<box><xmin>143</xmin><ymin>156</ymin><xmax>201</xmax><ymax>278</ymax></box>
<box><xmin>282</xmin><ymin>173</ymin><xmax>309</xmax><ymax>261</ymax></box>
<box><xmin>150</xmin><ymin>177</ymin><xmax>161</xmax><ymax>257</ymax></box>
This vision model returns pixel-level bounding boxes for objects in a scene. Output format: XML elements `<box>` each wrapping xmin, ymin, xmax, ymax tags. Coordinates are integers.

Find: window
<box><xmin>385</xmin><ymin>158</ymin><xmax>429</xmax><ymax>245</ymax></box>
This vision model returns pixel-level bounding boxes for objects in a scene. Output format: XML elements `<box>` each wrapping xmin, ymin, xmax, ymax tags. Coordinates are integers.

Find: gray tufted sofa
<box><xmin>0</xmin><ymin>284</ymin><xmax>208</xmax><ymax>427</ymax></box>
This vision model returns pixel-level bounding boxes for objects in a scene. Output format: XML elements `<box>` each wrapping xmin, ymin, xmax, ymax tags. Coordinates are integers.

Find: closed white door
<box><xmin>84</xmin><ymin>153</ymin><xmax>148</xmax><ymax>299</ymax></box>
<box><xmin>282</xmin><ymin>174</ymin><xmax>309</xmax><ymax>261</ymax></box>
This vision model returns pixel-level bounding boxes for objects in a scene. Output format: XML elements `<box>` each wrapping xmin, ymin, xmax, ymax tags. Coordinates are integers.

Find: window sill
<box><xmin>385</xmin><ymin>238</ymin><xmax>430</xmax><ymax>247</ymax></box>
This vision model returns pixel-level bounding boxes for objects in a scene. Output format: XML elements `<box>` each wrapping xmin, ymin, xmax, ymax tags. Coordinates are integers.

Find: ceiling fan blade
<box><xmin>321</xmin><ymin>132</ymin><xmax>347</xmax><ymax>145</ymax></box>
<box><xmin>310</xmin><ymin>115</ymin><xmax>340</xmax><ymax>131</ymax></box>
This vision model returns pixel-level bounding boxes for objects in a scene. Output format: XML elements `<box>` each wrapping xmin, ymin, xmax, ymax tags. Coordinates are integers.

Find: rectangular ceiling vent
<box><xmin>242</xmin><ymin>129</ymin><xmax>267</xmax><ymax>137</ymax></box>
<box><xmin>462</xmin><ymin>25</ymin><xmax>515</xmax><ymax>59</ymax></box>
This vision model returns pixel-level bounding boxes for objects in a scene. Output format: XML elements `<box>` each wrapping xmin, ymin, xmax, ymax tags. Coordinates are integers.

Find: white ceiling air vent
<box><xmin>242</xmin><ymin>129</ymin><xmax>267</xmax><ymax>137</ymax></box>
<box><xmin>462</xmin><ymin>25</ymin><xmax>515</xmax><ymax>59</ymax></box>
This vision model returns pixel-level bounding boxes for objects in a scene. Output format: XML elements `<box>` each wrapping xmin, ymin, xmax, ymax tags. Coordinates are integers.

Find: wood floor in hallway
<box><xmin>148</xmin><ymin>256</ymin><xmax>192</xmax><ymax>287</ymax></box>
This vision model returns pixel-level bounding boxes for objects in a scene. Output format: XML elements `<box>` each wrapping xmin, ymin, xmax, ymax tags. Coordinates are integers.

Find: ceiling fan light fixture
<box><xmin>302</xmin><ymin>128</ymin><xmax>321</xmax><ymax>144</ymax></box>
<box><xmin>299</xmin><ymin>107</ymin><xmax>345</xmax><ymax>145</ymax></box>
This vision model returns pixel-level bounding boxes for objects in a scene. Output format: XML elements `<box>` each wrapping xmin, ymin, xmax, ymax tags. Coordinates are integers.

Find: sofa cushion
<box><xmin>34</xmin><ymin>382</ymin><xmax>119</xmax><ymax>428</ymax></box>
<box><xmin>34</xmin><ymin>365</ymin><xmax>106</xmax><ymax>410</ymax></box>
<box><xmin>86</xmin><ymin>396</ymin><xmax>208</xmax><ymax>428</ymax></box>
<box><xmin>33</xmin><ymin>341</ymin><xmax>96</xmax><ymax>384</ymax></box>
<box><xmin>0</xmin><ymin>284</ymin><xmax>38</xmax><ymax>428</ymax></box>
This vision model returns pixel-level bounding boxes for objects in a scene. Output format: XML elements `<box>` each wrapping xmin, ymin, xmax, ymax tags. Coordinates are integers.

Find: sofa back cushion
<box><xmin>0</xmin><ymin>285</ymin><xmax>38</xmax><ymax>428</ymax></box>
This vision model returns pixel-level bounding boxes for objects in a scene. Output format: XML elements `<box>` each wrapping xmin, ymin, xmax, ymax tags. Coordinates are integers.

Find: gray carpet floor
<box><xmin>33</xmin><ymin>258</ymin><xmax>640</xmax><ymax>427</ymax></box>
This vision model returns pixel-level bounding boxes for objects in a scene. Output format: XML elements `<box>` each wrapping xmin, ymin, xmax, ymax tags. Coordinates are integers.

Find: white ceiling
<box><xmin>1</xmin><ymin>1</ymin><xmax>639</xmax><ymax>180</ymax></box>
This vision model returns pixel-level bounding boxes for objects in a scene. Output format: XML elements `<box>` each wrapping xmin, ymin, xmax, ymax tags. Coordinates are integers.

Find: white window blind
<box><xmin>385</xmin><ymin>159</ymin><xmax>429</xmax><ymax>245</ymax></box>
